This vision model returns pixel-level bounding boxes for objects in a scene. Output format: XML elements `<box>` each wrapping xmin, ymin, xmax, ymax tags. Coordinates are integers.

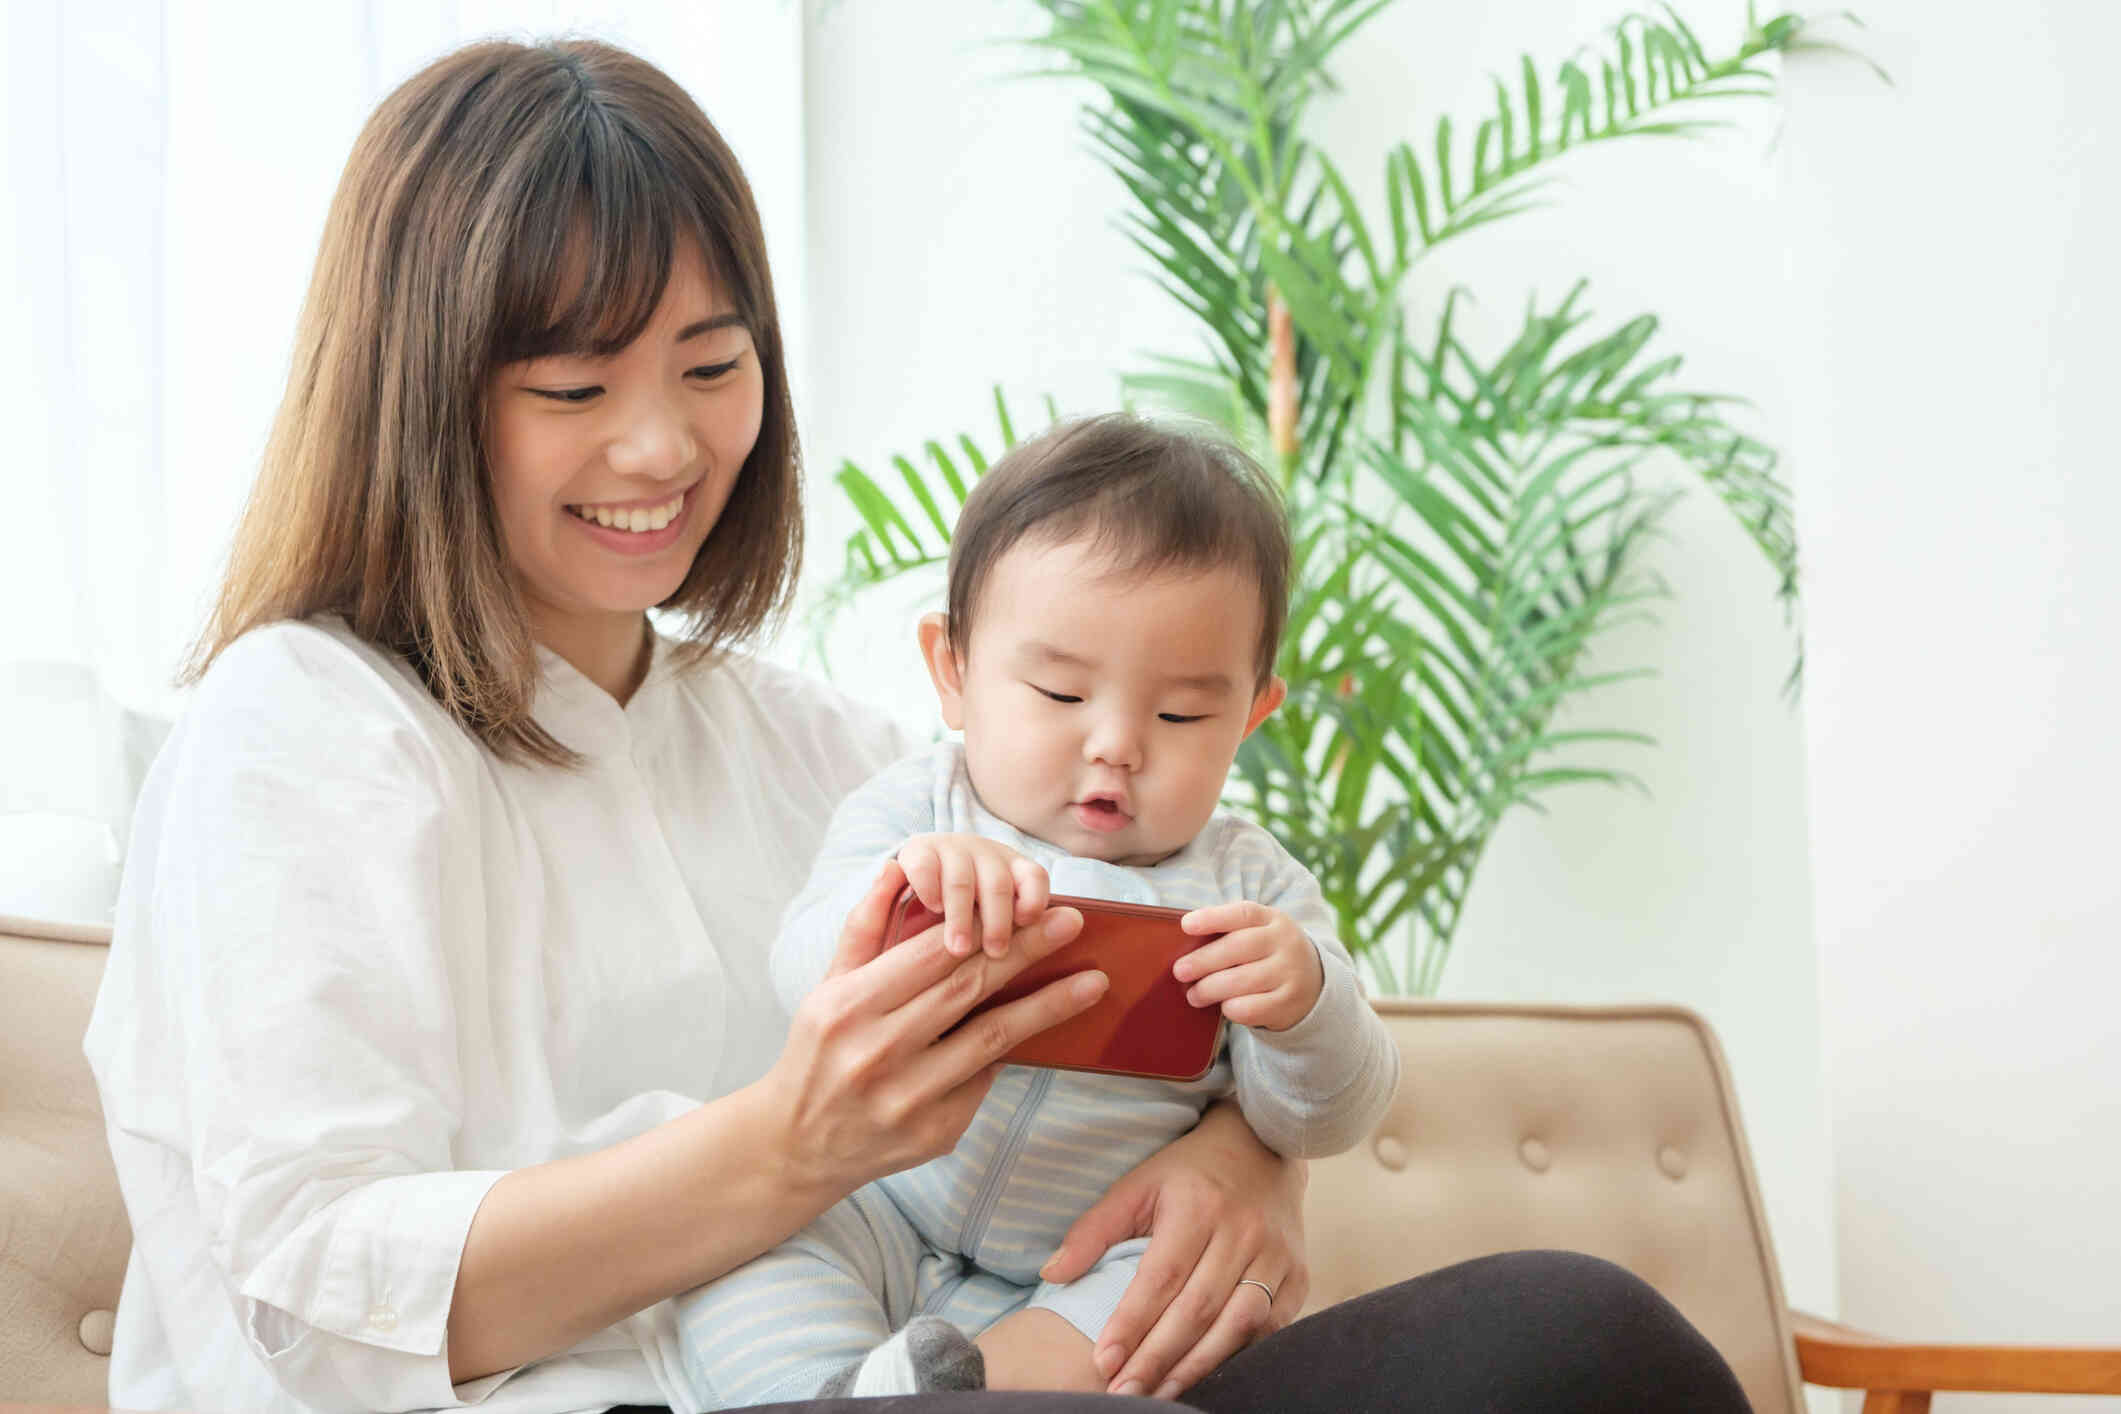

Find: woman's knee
<box><xmin>1470</xmin><ymin>1246</ymin><xmax>1666</xmax><ymax>1310</ymax></box>
<box><xmin>1441</xmin><ymin>1250</ymin><xmax>1749</xmax><ymax>1408</ymax></box>
<box><xmin>1186</xmin><ymin>1249</ymin><xmax>1749</xmax><ymax>1414</ymax></box>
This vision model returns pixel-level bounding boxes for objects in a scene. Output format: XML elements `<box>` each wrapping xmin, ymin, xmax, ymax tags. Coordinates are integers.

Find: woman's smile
<box><xmin>562</xmin><ymin>482</ymin><xmax>698</xmax><ymax>556</ymax></box>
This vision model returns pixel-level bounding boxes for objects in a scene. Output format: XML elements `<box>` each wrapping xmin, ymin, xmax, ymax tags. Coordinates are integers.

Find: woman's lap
<box><xmin>1182</xmin><ymin>1249</ymin><xmax>1749</xmax><ymax>1414</ymax></box>
<box><xmin>638</xmin><ymin>1248</ymin><xmax>1749</xmax><ymax>1413</ymax></box>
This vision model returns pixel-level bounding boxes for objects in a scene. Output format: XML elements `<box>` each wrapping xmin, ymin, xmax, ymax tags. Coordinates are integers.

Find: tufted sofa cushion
<box><xmin>1</xmin><ymin>915</ymin><xmax>129</xmax><ymax>1406</ymax></box>
<box><xmin>1303</xmin><ymin>1000</ymin><xmax>1804</xmax><ymax>1414</ymax></box>
<box><xmin>0</xmin><ymin>927</ymin><xmax>1802</xmax><ymax>1411</ymax></box>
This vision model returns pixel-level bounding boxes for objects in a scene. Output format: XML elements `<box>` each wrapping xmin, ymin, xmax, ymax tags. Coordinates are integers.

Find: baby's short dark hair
<box><xmin>945</xmin><ymin>413</ymin><xmax>1291</xmax><ymax>689</ymax></box>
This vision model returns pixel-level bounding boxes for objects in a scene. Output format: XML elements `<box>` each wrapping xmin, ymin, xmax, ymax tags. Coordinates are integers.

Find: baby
<box><xmin>674</xmin><ymin>413</ymin><xmax>1400</xmax><ymax>1408</ymax></box>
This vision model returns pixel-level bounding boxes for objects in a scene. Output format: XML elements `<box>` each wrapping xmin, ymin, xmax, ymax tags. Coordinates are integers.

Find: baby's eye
<box><xmin>1159</xmin><ymin>713</ymin><xmax>1207</xmax><ymax>724</ymax></box>
<box><xmin>1032</xmin><ymin>686</ymin><xmax>1082</xmax><ymax>704</ymax></box>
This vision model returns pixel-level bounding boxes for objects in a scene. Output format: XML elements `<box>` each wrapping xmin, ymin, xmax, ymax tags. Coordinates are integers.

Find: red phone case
<box><xmin>885</xmin><ymin>888</ymin><xmax>1226</xmax><ymax>1082</ymax></box>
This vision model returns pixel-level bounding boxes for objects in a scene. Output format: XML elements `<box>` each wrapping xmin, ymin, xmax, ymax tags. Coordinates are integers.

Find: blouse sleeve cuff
<box><xmin>238</xmin><ymin>1169</ymin><xmax>514</xmax><ymax>1409</ymax></box>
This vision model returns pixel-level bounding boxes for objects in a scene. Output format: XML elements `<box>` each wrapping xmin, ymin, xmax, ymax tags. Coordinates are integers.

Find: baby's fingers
<box><xmin>1181</xmin><ymin>900</ymin><xmax>1270</xmax><ymax>936</ymax></box>
<box><xmin>899</xmin><ymin>839</ymin><xmax>943</xmax><ymax>913</ymax></box>
<box><xmin>1171</xmin><ymin>928</ymin><xmax>1272</xmax><ymax>984</ymax></box>
<box><xmin>976</xmin><ymin>851</ymin><xmax>1017</xmax><ymax>958</ymax></box>
<box><xmin>1184</xmin><ymin>958</ymin><xmax>1282</xmax><ymax>1010</ymax></box>
<box><xmin>1009</xmin><ymin>856</ymin><xmax>1050</xmax><ymax>928</ymax></box>
<box><xmin>940</xmin><ymin>849</ymin><xmax>981</xmax><ymax>957</ymax></box>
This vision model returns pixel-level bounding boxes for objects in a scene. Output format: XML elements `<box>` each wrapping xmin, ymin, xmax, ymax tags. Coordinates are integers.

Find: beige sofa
<box><xmin>8</xmin><ymin>914</ymin><xmax>2116</xmax><ymax>1413</ymax></box>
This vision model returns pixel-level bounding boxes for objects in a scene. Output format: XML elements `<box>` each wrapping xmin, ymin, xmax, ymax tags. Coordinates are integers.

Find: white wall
<box><xmin>1779</xmin><ymin>5</ymin><xmax>2121</xmax><ymax>1408</ymax></box>
<box><xmin>795</xmin><ymin>0</ymin><xmax>1837</xmax><ymax>1354</ymax></box>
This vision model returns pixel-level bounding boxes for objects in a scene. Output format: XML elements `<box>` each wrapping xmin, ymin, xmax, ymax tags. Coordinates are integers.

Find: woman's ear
<box><xmin>917</xmin><ymin>612</ymin><xmax>967</xmax><ymax>731</ymax></box>
<box><xmin>1241</xmin><ymin>675</ymin><xmax>1287</xmax><ymax>739</ymax></box>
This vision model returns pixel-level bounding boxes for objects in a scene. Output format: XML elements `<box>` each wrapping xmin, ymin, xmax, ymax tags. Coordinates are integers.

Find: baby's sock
<box><xmin>817</xmin><ymin>1314</ymin><xmax>985</xmax><ymax>1398</ymax></box>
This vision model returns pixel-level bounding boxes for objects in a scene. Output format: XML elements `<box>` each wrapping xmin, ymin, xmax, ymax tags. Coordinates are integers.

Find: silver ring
<box><xmin>1236</xmin><ymin>1277</ymin><xmax>1276</xmax><ymax>1305</ymax></box>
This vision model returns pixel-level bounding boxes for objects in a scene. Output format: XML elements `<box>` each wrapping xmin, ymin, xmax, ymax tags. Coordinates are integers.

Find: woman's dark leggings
<box><xmin>640</xmin><ymin>1249</ymin><xmax>1753</xmax><ymax>1413</ymax></box>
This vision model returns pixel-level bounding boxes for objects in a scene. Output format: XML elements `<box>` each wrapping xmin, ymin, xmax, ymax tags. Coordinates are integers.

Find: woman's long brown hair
<box><xmin>181</xmin><ymin>39</ymin><xmax>801</xmax><ymax>766</ymax></box>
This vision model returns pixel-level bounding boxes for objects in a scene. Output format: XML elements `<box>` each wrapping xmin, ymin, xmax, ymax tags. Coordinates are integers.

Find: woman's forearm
<box><xmin>445</xmin><ymin>868</ymin><xmax>1104</xmax><ymax>1386</ymax></box>
<box><xmin>445</xmin><ymin>1079</ymin><xmax>834</xmax><ymax>1384</ymax></box>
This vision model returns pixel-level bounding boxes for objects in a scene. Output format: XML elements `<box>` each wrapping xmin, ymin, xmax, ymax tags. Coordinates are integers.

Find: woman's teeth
<box><xmin>567</xmin><ymin>490</ymin><xmax>685</xmax><ymax>533</ymax></box>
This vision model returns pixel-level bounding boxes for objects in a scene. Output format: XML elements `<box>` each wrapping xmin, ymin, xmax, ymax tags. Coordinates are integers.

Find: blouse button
<box><xmin>1373</xmin><ymin>1135</ymin><xmax>1408</xmax><ymax>1170</ymax></box>
<box><xmin>368</xmin><ymin>1306</ymin><xmax>398</xmax><ymax>1332</ymax></box>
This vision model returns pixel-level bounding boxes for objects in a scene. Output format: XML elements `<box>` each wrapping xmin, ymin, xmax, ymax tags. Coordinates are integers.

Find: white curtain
<box><xmin>0</xmin><ymin>0</ymin><xmax>806</xmax><ymax>924</ymax></box>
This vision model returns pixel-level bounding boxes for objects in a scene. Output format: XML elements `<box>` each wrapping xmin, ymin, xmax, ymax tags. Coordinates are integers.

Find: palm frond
<box><xmin>1386</xmin><ymin>9</ymin><xmax>1802</xmax><ymax>266</ymax></box>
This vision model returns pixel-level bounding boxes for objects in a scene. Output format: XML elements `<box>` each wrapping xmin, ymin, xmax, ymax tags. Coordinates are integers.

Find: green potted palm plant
<box><xmin>813</xmin><ymin>1</ymin><xmax>1827</xmax><ymax>994</ymax></box>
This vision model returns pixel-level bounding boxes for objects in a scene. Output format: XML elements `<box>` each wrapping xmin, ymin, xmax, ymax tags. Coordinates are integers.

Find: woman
<box><xmin>83</xmin><ymin>37</ymin><xmax>1749</xmax><ymax>1414</ymax></box>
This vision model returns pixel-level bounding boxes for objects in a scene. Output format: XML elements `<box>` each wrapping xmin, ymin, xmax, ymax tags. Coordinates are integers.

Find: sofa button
<box><xmin>369</xmin><ymin>1306</ymin><xmax>398</xmax><ymax>1332</ymax></box>
<box><xmin>1519</xmin><ymin>1137</ymin><xmax>1550</xmax><ymax>1173</ymax></box>
<box><xmin>1373</xmin><ymin>1135</ymin><xmax>1408</xmax><ymax>1170</ymax></box>
<box><xmin>1658</xmin><ymin>1146</ymin><xmax>1688</xmax><ymax>1180</ymax></box>
<box><xmin>79</xmin><ymin>1308</ymin><xmax>115</xmax><ymax>1356</ymax></box>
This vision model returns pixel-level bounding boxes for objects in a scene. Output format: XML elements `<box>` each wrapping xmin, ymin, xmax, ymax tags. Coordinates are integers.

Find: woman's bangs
<box><xmin>489</xmin><ymin>120</ymin><xmax>731</xmax><ymax>366</ymax></box>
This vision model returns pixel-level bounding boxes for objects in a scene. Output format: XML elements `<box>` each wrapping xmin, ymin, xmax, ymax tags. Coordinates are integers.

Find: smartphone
<box><xmin>885</xmin><ymin>888</ymin><xmax>1226</xmax><ymax>1082</ymax></box>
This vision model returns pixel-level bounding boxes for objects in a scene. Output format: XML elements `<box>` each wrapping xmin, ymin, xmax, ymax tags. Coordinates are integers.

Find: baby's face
<box><xmin>928</xmin><ymin>536</ymin><xmax>1283</xmax><ymax>867</ymax></box>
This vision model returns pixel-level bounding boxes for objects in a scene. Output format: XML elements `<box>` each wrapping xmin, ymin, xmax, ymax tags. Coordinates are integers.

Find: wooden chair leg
<box><xmin>1860</xmin><ymin>1392</ymin><xmax>1932</xmax><ymax>1414</ymax></box>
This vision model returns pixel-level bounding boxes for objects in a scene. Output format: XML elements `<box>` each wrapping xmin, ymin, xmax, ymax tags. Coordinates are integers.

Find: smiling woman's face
<box><xmin>483</xmin><ymin>244</ymin><xmax>764</xmax><ymax>659</ymax></box>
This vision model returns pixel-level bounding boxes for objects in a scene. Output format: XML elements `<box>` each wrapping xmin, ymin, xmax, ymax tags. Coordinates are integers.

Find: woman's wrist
<box><xmin>1196</xmin><ymin>1097</ymin><xmax>1305</xmax><ymax>1190</ymax></box>
<box><xmin>720</xmin><ymin>1071</ymin><xmax>864</xmax><ymax>1218</ymax></box>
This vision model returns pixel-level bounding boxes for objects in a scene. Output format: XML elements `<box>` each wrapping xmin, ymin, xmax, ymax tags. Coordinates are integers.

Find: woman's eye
<box><xmin>689</xmin><ymin>359</ymin><xmax>742</xmax><ymax>381</ymax></box>
<box><xmin>1033</xmin><ymin>686</ymin><xmax>1082</xmax><ymax>704</ymax></box>
<box><xmin>531</xmin><ymin>385</ymin><xmax>602</xmax><ymax>404</ymax></box>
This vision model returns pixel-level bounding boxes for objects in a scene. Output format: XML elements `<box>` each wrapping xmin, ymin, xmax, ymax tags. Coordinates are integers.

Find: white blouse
<box><xmin>83</xmin><ymin>616</ymin><xmax>914</xmax><ymax>1414</ymax></box>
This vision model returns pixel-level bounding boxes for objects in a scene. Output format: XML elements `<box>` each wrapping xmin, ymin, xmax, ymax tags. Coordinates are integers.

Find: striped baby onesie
<box><xmin>673</xmin><ymin>742</ymin><xmax>1400</xmax><ymax>1409</ymax></box>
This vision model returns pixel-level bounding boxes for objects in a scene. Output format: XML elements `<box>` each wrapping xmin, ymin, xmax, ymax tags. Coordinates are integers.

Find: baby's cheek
<box><xmin>1172</xmin><ymin>764</ymin><xmax>1228</xmax><ymax>833</ymax></box>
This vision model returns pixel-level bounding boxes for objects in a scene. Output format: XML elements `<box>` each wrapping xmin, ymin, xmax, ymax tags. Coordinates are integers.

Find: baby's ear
<box><xmin>1241</xmin><ymin>675</ymin><xmax>1287</xmax><ymax>738</ymax></box>
<box><xmin>917</xmin><ymin>613</ymin><xmax>967</xmax><ymax>730</ymax></box>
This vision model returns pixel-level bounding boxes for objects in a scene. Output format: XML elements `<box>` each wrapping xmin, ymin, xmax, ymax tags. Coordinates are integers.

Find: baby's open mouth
<box><xmin>1073</xmin><ymin>796</ymin><xmax>1131</xmax><ymax>833</ymax></box>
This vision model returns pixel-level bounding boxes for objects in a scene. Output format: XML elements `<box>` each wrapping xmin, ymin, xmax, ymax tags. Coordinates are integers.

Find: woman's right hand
<box><xmin>759</xmin><ymin>858</ymin><xmax>1103</xmax><ymax>1193</ymax></box>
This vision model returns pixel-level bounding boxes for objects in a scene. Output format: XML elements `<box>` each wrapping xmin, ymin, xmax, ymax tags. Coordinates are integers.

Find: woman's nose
<box><xmin>606</xmin><ymin>394</ymin><xmax>699</xmax><ymax>479</ymax></box>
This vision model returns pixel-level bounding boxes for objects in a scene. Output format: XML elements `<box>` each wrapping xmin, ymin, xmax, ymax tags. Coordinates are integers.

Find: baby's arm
<box><xmin>1197</xmin><ymin>823</ymin><xmax>1401</xmax><ymax>1159</ymax></box>
<box><xmin>770</xmin><ymin>750</ymin><xmax>947</xmax><ymax>1014</ymax></box>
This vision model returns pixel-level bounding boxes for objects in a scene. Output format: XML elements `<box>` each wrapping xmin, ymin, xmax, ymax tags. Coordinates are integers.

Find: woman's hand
<box><xmin>759</xmin><ymin>859</ymin><xmax>1103</xmax><ymax>1196</ymax></box>
<box><xmin>1038</xmin><ymin>1099</ymin><xmax>1310</xmax><ymax>1400</ymax></box>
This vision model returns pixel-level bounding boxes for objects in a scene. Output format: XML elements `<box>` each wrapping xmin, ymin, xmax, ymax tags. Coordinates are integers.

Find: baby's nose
<box><xmin>1084</xmin><ymin>718</ymin><xmax>1144</xmax><ymax>770</ymax></box>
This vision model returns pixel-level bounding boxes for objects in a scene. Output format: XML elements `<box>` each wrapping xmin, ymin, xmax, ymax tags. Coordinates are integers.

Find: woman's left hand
<box><xmin>1036</xmin><ymin>1098</ymin><xmax>1309</xmax><ymax>1399</ymax></box>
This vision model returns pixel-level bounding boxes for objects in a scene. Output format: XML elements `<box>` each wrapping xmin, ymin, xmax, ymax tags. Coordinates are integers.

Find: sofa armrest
<box><xmin>1792</xmin><ymin>1308</ymin><xmax>2121</xmax><ymax>1396</ymax></box>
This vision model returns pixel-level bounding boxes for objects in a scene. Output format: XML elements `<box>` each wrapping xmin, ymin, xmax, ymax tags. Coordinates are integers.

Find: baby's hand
<box><xmin>1172</xmin><ymin>902</ymin><xmax>1325</xmax><ymax>1032</ymax></box>
<box><xmin>896</xmin><ymin>834</ymin><xmax>1050</xmax><ymax>959</ymax></box>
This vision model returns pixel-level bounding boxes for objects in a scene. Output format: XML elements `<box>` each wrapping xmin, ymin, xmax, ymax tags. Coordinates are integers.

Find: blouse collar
<box><xmin>531</xmin><ymin>628</ymin><xmax>679</xmax><ymax>748</ymax></box>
